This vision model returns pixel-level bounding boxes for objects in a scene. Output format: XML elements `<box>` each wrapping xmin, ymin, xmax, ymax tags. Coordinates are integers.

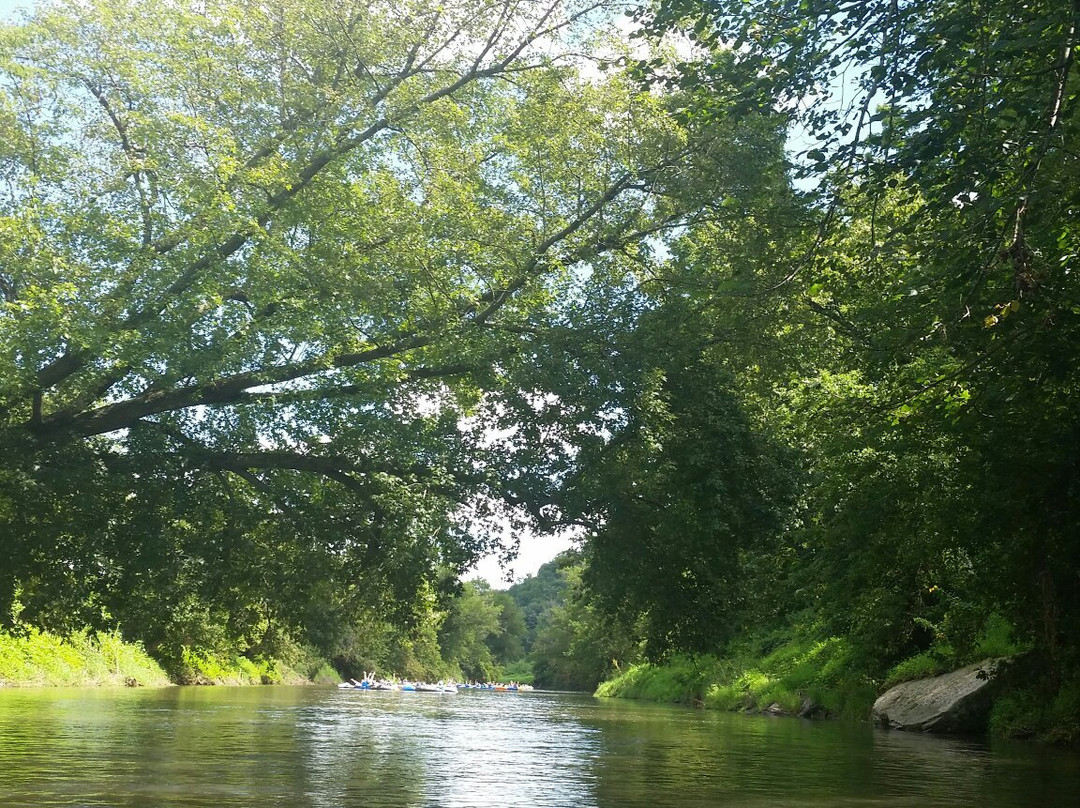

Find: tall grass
<box><xmin>883</xmin><ymin>611</ymin><xmax>1031</xmax><ymax>689</ymax></box>
<box><xmin>596</xmin><ymin>655</ymin><xmax>726</xmax><ymax>704</ymax></box>
<box><xmin>597</xmin><ymin>637</ymin><xmax>878</xmax><ymax>720</ymax></box>
<box><xmin>989</xmin><ymin>680</ymin><xmax>1080</xmax><ymax>744</ymax></box>
<box><xmin>172</xmin><ymin>646</ymin><xmax>317</xmax><ymax>685</ymax></box>
<box><xmin>1</xmin><ymin>625</ymin><xmax>340</xmax><ymax>688</ymax></box>
<box><xmin>0</xmin><ymin>628</ymin><xmax>170</xmax><ymax>687</ymax></box>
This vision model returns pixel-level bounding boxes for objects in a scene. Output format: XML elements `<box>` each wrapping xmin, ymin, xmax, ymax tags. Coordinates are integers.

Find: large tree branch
<box><xmin>34</xmin><ymin>145</ymin><xmax>667</xmax><ymax>441</ymax></box>
<box><xmin>192</xmin><ymin>450</ymin><xmax>399</xmax><ymax>482</ymax></box>
<box><xmin>180</xmin><ymin>447</ymin><xmax>484</xmax><ymax>503</ymax></box>
<box><xmin>81</xmin><ymin>77</ymin><xmax>155</xmax><ymax>248</ymax></box>
<box><xmin>33</xmin><ymin>6</ymin><xmax>576</xmax><ymax>399</ymax></box>
<box><xmin>36</xmin><ymin>333</ymin><xmax>428</xmax><ymax>439</ymax></box>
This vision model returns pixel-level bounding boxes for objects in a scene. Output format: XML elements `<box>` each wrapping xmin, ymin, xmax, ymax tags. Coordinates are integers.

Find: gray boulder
<box><xmin>762</xmin><ymin>702</ymin><xmax>789</xmax><ymax>716</ymax></box>
<box><xmin>872</xmin><ymin>658</ymin><xmax>1009</xmax><ymax>734</ymax></box>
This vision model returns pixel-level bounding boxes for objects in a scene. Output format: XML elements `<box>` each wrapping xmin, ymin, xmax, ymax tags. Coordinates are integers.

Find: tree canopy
<box><xmin>622</xmin><ymin>0</ymin><xmax>1080</xmax><ymax>673</ymax></box>
<box><xmin>3</xmin><ymin>0</ymin><xmax>1078</xmax><ymax>719</ymax></box>
<box><xmin>0</xmin><ymin>0</ymin><xmax>793</xmax><ymax>659</ymax></box>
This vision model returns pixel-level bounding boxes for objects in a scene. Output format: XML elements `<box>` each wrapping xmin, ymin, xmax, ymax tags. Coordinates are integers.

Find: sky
<box><xmin>0</xmin><ymin>0</ymin><xmax>33</xmax><ymax>20</ymax></box>
<box><xmin>469</xmin><ymin>530</ymin><xmax>576</xmax><ymax>589</ymax></box>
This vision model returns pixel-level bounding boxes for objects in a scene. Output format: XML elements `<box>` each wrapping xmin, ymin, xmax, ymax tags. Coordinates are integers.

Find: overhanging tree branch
<box><xmin>34</xmin><ymin>151</ymin><xmax>673</xmax><ymax>442</ymax></box>
<box><xmin>31</xmin><ymin>1</ymin><xmax>599</xmax><ymax>404</ymax></box>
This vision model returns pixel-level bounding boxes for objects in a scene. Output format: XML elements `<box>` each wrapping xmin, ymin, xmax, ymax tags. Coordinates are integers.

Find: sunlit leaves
<box><xmin>0</xmin><ymin>0</ymin><xmax>736</xmax><ymax>659</ymax></box>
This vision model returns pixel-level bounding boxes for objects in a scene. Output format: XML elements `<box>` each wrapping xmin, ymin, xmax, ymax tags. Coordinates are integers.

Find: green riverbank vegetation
<box><xmin>593</xmin><ymin>614</ymin><xmax>1036</xmax><ymax>720</ymax></box>
<box><xmin>0</xmin><ymin>628</ymin><xmax>170</xmax><ymax>687</ymax></box>
<box><xmin>0</xmin><ymin>578</ymin><xmax>534</xmax><ymax>687</ymax></box>
<box><xmin>2</xmin><ymin>0</ymin><xmax>1078</xmax><ymax>742</ymax></box>
<box><xmin>595</xmin><ymin>639</ymin><xmax>876</xmax><ymax>719</ymax></box>
<box><xmin>0</xmin><ymin>622</ymin><xmax>334</xmax><ymax>687</ymax></box>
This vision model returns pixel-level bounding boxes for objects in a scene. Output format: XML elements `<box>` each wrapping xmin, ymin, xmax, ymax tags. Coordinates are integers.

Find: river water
<box><xmin>0</xmin><ymin>686</ymin><xmax>1076</xmax><ymax>807</ymax></box>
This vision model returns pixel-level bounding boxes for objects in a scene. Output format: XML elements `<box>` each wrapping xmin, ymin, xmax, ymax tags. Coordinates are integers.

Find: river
<box><xmin>0</xmin><ymin>686</ymin><xmax>1076</xmax><ymax>806</ymax></box>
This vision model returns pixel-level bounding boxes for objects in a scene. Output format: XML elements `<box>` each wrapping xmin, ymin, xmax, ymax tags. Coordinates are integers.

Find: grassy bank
<box><xmin>171</xmin><ymin>645</ymin><xmax>339</xmax><ymax>686</ymax></box>
<box><xmin>0</xmin><ymin>628</ymin><xmax>171</xmax><ymax>687</ymax></box>
<box><xmin>988</xmin><ymin>680</ymin><xmax>1080</xmax><ymax>744</ymax></box>
<box><xmin>596</xmin><ymin>636</ymin><xmax>877</xmax><ymax>720</ymax></box>
<box><xmin>595</xmin><ymin>621</ymin><xmax>1079</xmax><ymax>743</ymax></box>
<box><xmin>0</xmin><ymin>628</ymin><xmax>341</xmax><ymax>688</ymax></box>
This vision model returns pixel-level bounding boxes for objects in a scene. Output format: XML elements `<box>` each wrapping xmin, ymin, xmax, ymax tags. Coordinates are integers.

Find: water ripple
<box><xmin>0</xmin><ymin>687</ymin><xmax>1077</xmax><ymax>807</ymax></box>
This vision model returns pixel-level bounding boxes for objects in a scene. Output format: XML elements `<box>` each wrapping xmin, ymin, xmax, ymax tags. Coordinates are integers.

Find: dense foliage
<box><xmin>0</xmin><ymin>0</ymin><xmax>750</xmax><ymax>664</ymax></box>
<box><xmin>558</xmin><ymin>0</ymin><xmax>1080</xmax><ymax>735</ymax></box>
<box><xmin>2</xmin><ymin>0</ymin><xmax>1077</xmax><ymax>737</ymax></box>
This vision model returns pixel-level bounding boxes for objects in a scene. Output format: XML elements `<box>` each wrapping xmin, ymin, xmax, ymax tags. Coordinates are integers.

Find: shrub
<box><xmin>597</xmin><ymin>655</ymin><xmax>727</xmax><ymax>704</ymax></box>
<box><xmin>883</xmin><ymin>652</ymin><xmax>947</xmax><ymax>689</ymax></box>
<box><xmin>703</xmin><ymin>682</ymin><xmax>747</xmax><ymax>711</ymax></box>
<box><xmin>975</xmin><ymin>613</ymin><xmax>1028</xmax><ymax>660</ymax></box>
<box><xmin>311</xmin><ymin>663</ymin><xmax>341</xmax><ymax>685</ymax></box>
<box><xmin>0</xmin><ymin>628</ymin><xmax>169</xmax><ymax>686</ymax></box>
<box><xmin>989</xmin><ymin>680</ymin><xmax>1080</xmax><ymax>744</ymax></box>
<box><xmin>497</xmin><ymin>658</ymin><xmax>536</xmax><ymax>685</ymax></box>
<box><xmin>598</xmin><ymin>632</ymin><xmax>877</xmax><ymax>720</ymax></box>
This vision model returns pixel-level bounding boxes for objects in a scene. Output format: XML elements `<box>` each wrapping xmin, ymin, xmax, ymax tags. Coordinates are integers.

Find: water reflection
<box><xmin>301</xmin><ymin>690</ymin><xmax>601</xmax><ymax>807</ymax></box>
<box><xmin>0</xmin><ymin>686</ymin><xmax>1076</xmax><ymax>807</ymax></box>
<box><xmin>869</xmin><ymin>725</ymin><xmax>1080</xmax><ymax>807</ymax></box>
<box><xmin>580</xmin><ymin>701</ymin><xmax>1080</xmax><ymax>808</ymax></box>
